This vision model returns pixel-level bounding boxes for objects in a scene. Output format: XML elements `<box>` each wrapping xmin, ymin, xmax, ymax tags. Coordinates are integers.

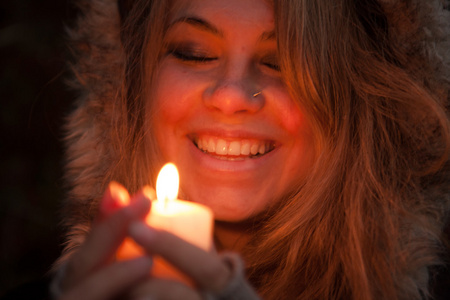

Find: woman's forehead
<box><xmin>167</xmin><ymin>0</ymin><xmax>275</xmax><ymax>32</ymax></box>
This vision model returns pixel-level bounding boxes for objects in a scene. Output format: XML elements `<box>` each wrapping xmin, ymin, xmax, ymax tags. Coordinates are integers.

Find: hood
<box><xmin>57</xmin><ymin>0</ymin><xmax>450</xmax><ymax>296</ymax></box>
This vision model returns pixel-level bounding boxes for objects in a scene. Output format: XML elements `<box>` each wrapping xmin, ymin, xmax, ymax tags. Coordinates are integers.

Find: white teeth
<box><xmin>207</xmin><ymin>139</ymin><xmax>216</xmax><ymax>153</ymax></box>
<box><xmin>228</xmin><ymin>141</ymin><xmax>241</xmax><ymax>156</ymax></box>
<box><xmin>216</xmin><ymin>139</ymin><xmax>227</xmax><ymax>155</ymax></box>
<box><xmin>240</xmin><ymin>141</ymin><xmax>250</xmax><ymax>155</ymax></box>
<box><xmin>259</xmin><ymin>144</ymin><xmax>266</xmax><ymax>155</ymax></box>
<box><xmin>250</xmin><ymin>144</ymin><xmax>259</xmax><ymax>155</ymax></box>
<box><xmin>196</xmin><ymin>137</ymin><xmax>272</xmax><ymax>157</ymax></box>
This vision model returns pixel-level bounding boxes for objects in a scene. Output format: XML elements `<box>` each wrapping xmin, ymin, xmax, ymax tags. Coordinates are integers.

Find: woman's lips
<box><xmin>192</xmin><ymin>135</ymin><xmax>275</xmax><ymax>160</ymax></box>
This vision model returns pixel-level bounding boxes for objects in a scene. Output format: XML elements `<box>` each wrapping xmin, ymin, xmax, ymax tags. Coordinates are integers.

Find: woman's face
<box><xmin>149</xmin><ymin>0</ymin><xmax>315</xmax><ymax>222</ymax></box>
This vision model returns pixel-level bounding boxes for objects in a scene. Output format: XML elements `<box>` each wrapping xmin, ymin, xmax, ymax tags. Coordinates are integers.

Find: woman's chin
<box><xmin>182</xmin><ymin>188</ymin><xmax>265</xmax><ymax>223</ymax></box>
<box><xmin>200</xmin><ymin>200</ymin><xmax>258</xmax><ymax>222</ymax></box>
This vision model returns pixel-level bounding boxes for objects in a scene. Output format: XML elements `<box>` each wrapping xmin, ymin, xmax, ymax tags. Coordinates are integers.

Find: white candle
<box><xmin>116</xmin><ymin>163</ymin><xmax>214</xmax><ymax>283</ymax></box>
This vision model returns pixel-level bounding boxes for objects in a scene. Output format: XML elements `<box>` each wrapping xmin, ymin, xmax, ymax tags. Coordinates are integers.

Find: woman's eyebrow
<box><xmin>169</xmin><ymin>16</ymin><xmax>224</xmax><ymax>38</ymax></box>
<box><xmin>168</xmin><ymin>16</ymin><xmax>275</xmax><ymax>41</ymax></box>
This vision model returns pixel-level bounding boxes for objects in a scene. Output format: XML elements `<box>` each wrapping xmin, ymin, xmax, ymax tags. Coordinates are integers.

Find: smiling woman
<box><xmin>150</xmin><ymin>0</ymin><xmax>315</xmax><ymax>223</ymax></box>
<box><xmin>45</xmin><ymin>0</ymin><xmax>450</xmax><ymax>299</ymax></box>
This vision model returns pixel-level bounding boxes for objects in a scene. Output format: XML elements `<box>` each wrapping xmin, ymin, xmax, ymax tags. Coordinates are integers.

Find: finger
<box><xmin>61</xmin><ymin>256</ymin><xmax>153</xmax><ymax>300</ymax></box>
<box><xmin>128</xmin><ymin>278</ymin><xmax>201</xmax><ymax>300</ymax></box>
<box><xmin>63</xmin><ymin>191</ymin><xmax>151</xmax><ymax>290</ymax></box>
<box><xmin>98</xmin><ymin>181</ymin><xmax>130</xmax><ymax>221</ymax></box>
<box><xmin>142</xmin><ymin>185</ymin><xmax>157</xmax><ymax>201</ymax></box>
<box><xmin>129</xmin><ymin>222</ymin><xmax>231</xmax><ymax>292</ymax></box>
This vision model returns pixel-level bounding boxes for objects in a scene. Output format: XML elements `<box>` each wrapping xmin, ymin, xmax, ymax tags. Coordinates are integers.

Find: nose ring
<box><xmin>252</xmin><ymin>91</ymin><xmax>262</xmax><ymax>97</ymax></box>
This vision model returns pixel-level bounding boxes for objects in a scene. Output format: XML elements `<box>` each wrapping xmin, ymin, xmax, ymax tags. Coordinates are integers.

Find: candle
<box><xmin>116</xmin><ymin>163</ymin><xmax>214</xmax><ymax>283</ymax></box>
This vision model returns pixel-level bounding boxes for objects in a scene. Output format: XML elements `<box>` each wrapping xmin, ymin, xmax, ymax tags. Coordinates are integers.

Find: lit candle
<box><xmin>116</xmin><ymin>163</ymin><xmax>214</xmax><ymax>283</ymax></box>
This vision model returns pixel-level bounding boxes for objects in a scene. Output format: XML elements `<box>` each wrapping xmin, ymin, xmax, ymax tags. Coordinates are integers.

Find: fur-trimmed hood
<box><xmin>58</xmin><ymin>0</ymin><xmax>450</xmax><ymax>298</ymax></box>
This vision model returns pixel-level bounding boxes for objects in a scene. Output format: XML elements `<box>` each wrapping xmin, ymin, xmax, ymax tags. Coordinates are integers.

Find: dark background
<box><xmin>0</xmin><ymin>0</ymin><xmax>77</xmax><ymax>295</ymax></box>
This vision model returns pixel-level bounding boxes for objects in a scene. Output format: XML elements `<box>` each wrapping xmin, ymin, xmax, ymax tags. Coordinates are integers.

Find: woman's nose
<box><xmin>203</xmin><ymin>79</ymin><xmax>265</xmax><ymax>115</ymax></box>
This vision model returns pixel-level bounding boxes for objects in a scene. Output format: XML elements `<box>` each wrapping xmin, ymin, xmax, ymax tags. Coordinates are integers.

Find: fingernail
<box><xmin>129</xmin><ymin>222</ymin><xmax>157</xmax><ymax>245</ymax></box>
<box><xmin>142</xmin><ymin>185</ymin><xmax>156</xmax><ymax>200</ymax></box>
<box><xmin>109</xmin><ymin>181</ymin><xmax>130</xmax><ymax>206</ymax></box>
<box><xmin>100</xmin><ymin>181</ymin><xmax>130</xmax><ymax>215</ymax></box>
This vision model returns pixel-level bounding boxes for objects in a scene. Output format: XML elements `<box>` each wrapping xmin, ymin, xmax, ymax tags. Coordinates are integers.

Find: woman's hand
<box><xmin>126</xmin><ymin>221</ymin><xmax>233</xmax><ymax>299</ymax></box>
<box><xmin>54</xmin><ymin>183</ymin><xmax>258</xmax><ymax>300</ymax></box>
<box><xmin>55</xmin><ymin>183</ymin><xmax>153</xmax><ymax>300</ymax></box>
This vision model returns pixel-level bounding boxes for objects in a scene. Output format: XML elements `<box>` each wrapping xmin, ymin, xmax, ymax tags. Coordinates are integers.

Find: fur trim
<box><xmin>54</xmin><ymin>0</ymin><xmax>124</xmax><ymax>269</ymax></box>
<box><xmin>384</xmin><ymin>0</ymin><xmax>450</xmax><ymax>90</ymax></box>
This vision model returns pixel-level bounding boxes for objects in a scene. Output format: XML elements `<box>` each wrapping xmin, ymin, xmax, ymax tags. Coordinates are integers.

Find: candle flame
<box><xmin>156</xmin><ymin>163</ymin><xmax>179</xmax><ymax>203</ymax></box>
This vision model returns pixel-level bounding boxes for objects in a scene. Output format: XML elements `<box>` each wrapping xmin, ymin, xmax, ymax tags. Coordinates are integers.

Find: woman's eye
<box><xmin>263</xmin><ymin>62</ymin><xmax>281</xmax><ymax>71</ymax></box>
<box><xmin>168</xmin><ymin>47</ymin><xmax>217</xmax><ymax>63</ymax></box>
<box><xmin>261</xmin><ymin>55</ymin><xmax>281</xmax><ymax>72</ymax></box>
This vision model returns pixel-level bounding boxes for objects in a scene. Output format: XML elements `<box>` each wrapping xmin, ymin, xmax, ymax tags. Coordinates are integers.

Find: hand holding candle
<box><xmin>116</xmin><ymin>163</ymin><xmax>214</xmax><ymax>283</ymax></box>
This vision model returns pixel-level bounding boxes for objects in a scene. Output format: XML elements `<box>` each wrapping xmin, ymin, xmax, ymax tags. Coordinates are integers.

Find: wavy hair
<box><xmin>242</xmin><ymin>0</ymin><xmax>450</xmax><ymax>299</ymax></box>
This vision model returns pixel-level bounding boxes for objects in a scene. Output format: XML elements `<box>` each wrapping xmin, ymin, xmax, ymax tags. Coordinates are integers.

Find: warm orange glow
<box><xmin>156</xmin><ymin>163</ymin><xmax>179</xmax><ymax>206</ymax></box>
<box><xmin>101</xmin><ymin>182</ymin><xmax>130</xmax><ymax>216</ymax></box>
<box><xmin>110</xmin><ymin>181</ymin><xmax>130</xmax><ymax>206</ymax></box>
<box><xmin>116</xmin><ymin>162</ymin><xmax>213</xmax><ymax>285</ymax></box>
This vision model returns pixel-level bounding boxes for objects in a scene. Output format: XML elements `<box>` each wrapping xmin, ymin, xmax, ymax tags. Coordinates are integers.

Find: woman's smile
<box><xmin>185</xmin><ymin>128</ymin><xmax>280</xmax><ymax>173</ymax></box>
<box><xmin>192</xmin><ymin>135</ymin><xmax>275</xmax><ymax>159</ymax></box>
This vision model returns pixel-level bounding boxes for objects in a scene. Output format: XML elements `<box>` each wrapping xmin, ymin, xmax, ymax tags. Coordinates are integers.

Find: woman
<box><xmin>52</xmin><ymin>0</ymin><xmax>450</xmax><ymax>299</ymax></box>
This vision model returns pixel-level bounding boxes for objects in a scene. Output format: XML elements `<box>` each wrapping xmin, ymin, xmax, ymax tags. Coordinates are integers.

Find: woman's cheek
<box><xmin>153</xmin><ymin>63</ymin><xmax>205</xmax><ymax>121</ymax></box>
